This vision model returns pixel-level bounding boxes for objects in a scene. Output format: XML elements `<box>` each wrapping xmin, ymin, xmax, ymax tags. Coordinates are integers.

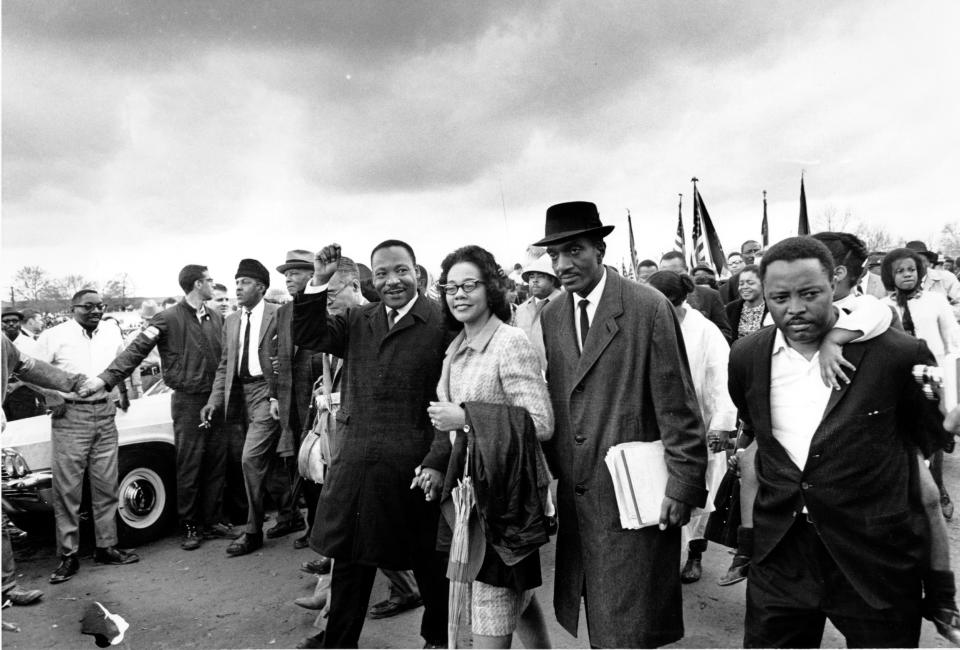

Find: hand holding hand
<box><xmin>78</xmin><ymin>376</ymin><xmax>106</xmax><ymax>398</ymax></box>
<box><xmin>427</xmin><ymin>401</ymin><xmax>466</xmax><ymax>432</ymax></box>
<box><xmin>313</xmin><ymin>244</ymin><xmax>342</xmax><ymax>286</ymax></box>
<box><xmin>658</xmin><ymin>496</ymin><xmax>691</xmax><ymax>531</ymax></box>
<box><xmin>410</xmin><ymin>466</ymin><xmax>443</xmax><ymax>502</ymax></box>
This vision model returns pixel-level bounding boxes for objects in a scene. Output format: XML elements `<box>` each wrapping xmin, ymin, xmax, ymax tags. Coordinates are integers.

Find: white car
<box><xmin>2</xmin><ymin>382</ymin><xmax>177</xmax><ymax>545</ymax></box>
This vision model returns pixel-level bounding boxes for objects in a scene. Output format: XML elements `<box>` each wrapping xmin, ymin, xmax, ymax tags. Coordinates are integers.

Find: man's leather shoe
<box><xmin>680</xmin><ymin>556</ymin><xmax>702</xmax><ymax>584</ymax></box>
<box><xmin>49</xmin><ymin>555</ymin><xmax>79</xmax><ymax>584</ymax></box>
<box><xmin>931</xmin><ymin>607</ymin><xmax>960</xmax><ymax>646</ymax></box>
<box><xmin>181</xmin><ymin>524</ymin><xmax>202</xmax><ymax>551</ymax></box>
<box><xmin>300</xmin><ymin>557</ymin><xmax>332</xmax><ymax>575</ymax></box>
<box><xmin>369</xmin><ymin>596</ymin><xmax>423</xmax><ymax>619</ymax></box>
<box><xmin>265</xmin><ymin>517</ymin><xmax>306</xmax><ymax>539</ymax></box>
<box><xmin>297</xmin><ymin>631</ymin><xmax>325</xmax><ymax>649</ymax></box>
<box><xmin>717</xmin><ymin>553</ymin><xmax>750</xmax><ymax>586</ymax></box>
<box><xmin>202</xmin><ymin>522</ymin><xmax>234</xmax><ymax>539</ymax></box>
<box><xmin>294</xmin><ymin>592</ymin><xmax>328</xmax><ymax>610</ymax></box>
<box><xmin>293</xmin><ymin>533</ymin><xmax>310</xmax><ymax>549</ymax></box>
<box><xmin>226</xmin><ymin>532</ymin><xmax>263</xmax><ymax>557</ymax></box>
<box><xmin>4</xmin><ymin>586</ymin><xmax>43</xmax><ymax>605</ymax></box>
<box><xmin>94</xmin><ymin>546</ymin><xmax>140</xmax><ymax>565</ymax></box>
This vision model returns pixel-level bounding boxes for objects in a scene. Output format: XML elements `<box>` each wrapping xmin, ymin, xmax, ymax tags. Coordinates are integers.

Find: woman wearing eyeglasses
<box><xmin>414</xmin><ymin>245</ymin><xmax>554</xmax><ymax>649</ymax></box>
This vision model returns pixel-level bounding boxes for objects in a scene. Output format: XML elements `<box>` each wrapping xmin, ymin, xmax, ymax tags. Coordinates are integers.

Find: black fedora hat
<box><xmin>533</xmin><ymin>201</ymin><xmax>614</xmax><ymax>246</ymax></box>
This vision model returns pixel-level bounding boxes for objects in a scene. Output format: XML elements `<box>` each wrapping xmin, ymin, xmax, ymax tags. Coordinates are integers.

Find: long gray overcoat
<box><xmin>293</xmin><ymin>291</ymin><xmax>449</xmax><ymax>569</ymax></box>
<box><xmin>541</xmin><ymin>270</ymin><xmax>707</xmax><ymax>648</ymax></box>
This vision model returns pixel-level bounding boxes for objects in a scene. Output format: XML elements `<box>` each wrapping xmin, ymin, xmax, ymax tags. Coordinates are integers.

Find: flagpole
<box><xmin>761</xmin><ymin>189</ymin><xmax>769</xmax><ymax>248</ymax></box>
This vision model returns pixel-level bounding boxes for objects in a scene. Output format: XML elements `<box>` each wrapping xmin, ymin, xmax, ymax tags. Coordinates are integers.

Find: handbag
<box><xmin>297</xmin><ymin>355</ymin><xmax>338</xmax><ymax>484</ymax></box>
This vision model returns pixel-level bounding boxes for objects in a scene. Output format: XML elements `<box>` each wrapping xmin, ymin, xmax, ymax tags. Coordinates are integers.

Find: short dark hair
<box><xmin>741</xmin><ymin>239</ymin><xmax>760</xmax><ymax>252</ymax></box>
<box><xmin>22</xmin><ymin>308</ymin><xmax>41</xmax><ymax>321</ymax></box>
<box><xmin>727</xmin><ymin>251</ymin><xmax>743</xmax><ymax>260</ymax></box>
<box><xmin>739</xmin><ymin>264</ymin><xmax>761</xmax><ymax>280</ymax></box>
<box><xmin>638</xmin><ymin>259</ymin><xmax>658</xmax><ymax>269</ymax></box>
<box><xmin>371</xmin><ymin>239</ymin><xmax>416</xmax><ymax>267</ymax></box>
<box><xmin>647</xmin><ymin>271</ymin><xmax>695</xmax><ymax>307</ymax></box>
<box><xmin>437</xmin><ymin>245</ymin><xmax>512</xmax><ymax>331</ymax></box>
<box><xmin>811</xmin><ymin>232</ymin><xmax>868</xmax><ymax>284</ymax></box>
<box><xmin>212</xmin><ymin>283</ymin><xmax>228</xmax><ymax>293</ymax></box>
<box><xmin>178</xmin><ymin>264</ymin><xmax>209</xmax><ymax>294</ymax></box>
<box><xmin>72</xmin><ymin>288</ymin><xmax>99</xmax><ymax>303</ymax></box>
<box><xmin>691</xmin><ymin>264</ymin><xmax>716</xmax><ymax>277</ymax></box>
<box><xmin>659</xmin><ymin>250</ymin><xmax>687</xmax><ymax>269</ymax></box>
<box><xmin>759</xmin><ymin>237</ymin><xmax>835</xmax><ymax>281</ymax></box>
<box><xmin>881</xmin><ymin>248</ymin><xmax>926</xmax><ymax>292</ymax></box>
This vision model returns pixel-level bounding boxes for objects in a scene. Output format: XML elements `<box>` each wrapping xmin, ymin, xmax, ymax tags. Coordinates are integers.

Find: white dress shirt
<box><xmin>574</xmin><ymin>269</ymin><xmax>608</xmax><ymax>353</ymax></box>
<box><xmin>769</xmin><ymin>328</ymin><xmax>832</xmax><ymax>471</ymax></box>
<box><xmin>13</xmin><ymin>330</ymin><xmax>41</xmax><ymax>357</ymax></box>
<box><xmin>238</xmin><ymin>299</ymin><xmax>266</xmax><ymax>378</ymax></box>
<box><xmin>37</xmin><ymin>318</ymin><xmax>126</xmax><ymax>400</ymax></box>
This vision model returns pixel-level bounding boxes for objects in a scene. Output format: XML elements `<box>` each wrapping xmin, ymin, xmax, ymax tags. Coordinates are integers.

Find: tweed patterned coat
<box><xmin>541</xmin><ymin>270</ymin><xmax>707</xmax><ymax>648</ymax></box>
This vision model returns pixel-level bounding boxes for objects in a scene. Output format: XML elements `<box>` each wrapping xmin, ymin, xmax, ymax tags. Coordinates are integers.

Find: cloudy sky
<box><xmin>3</xmin><ymin>1</ymin><xmax>959</xmax><ymax>297</ymax></box>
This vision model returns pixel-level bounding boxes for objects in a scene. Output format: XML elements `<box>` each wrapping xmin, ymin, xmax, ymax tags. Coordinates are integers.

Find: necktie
<box><xmin>578</xmin><ymin>299</ymin><xmax>590</xmax><ymax>349</ymax></box>
<box><xmin>239</xmin><ymin>310</ymin><xmax>251</xmax><ymax>378</ymax></box>
<box><xmin>388</xmin><ymin>309</ymin><xmax>399</xmax><ymax>329</ymax></box>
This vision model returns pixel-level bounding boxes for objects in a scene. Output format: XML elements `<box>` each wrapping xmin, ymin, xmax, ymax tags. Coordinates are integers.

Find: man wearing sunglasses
<box><xmin>36</xmin><ymin>289</ymin><xmax>139</xmax><ymax>585</ymax></box>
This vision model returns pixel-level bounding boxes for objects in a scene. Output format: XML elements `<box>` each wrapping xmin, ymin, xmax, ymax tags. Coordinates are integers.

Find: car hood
<box><xmin>2</xmin><ymin>393</ymin><xmax>175</xmax><ymax>472</ymax></box>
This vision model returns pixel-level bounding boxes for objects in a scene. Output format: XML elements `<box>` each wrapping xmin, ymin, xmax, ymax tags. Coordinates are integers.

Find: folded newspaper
<box><xmin>604</xmin><ymin>440</ymin><xmax>668</xmax><ymax>529</ymax></box>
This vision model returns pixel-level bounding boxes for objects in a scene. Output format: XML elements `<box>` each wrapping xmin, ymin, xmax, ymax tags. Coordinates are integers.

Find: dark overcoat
<box><xmin>293</xmin><ymin>291</ymin><xmax>449</xmax><ymax>568</ymax></box>
<box><xmin>273</xmin><ymin>302</ymin><xmax>322</xmax><ymax>456</ymax></box>
<box><xmin>728</xmin><ymin>326</ymin><xmax>945</xmax><ymax>611</ymax></box>
<box><xmin>541</xmin><ymin>271</ymin><xmax>707</xmax><ymax>648</ymax></box>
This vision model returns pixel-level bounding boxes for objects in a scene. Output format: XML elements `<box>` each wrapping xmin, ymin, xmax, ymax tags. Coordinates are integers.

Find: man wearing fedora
<box><xmin>200</xmin><ymin>259</ymin><xmax>300</xmax><ymax>556</ymax></box>
<box><xmin>535</xmin><ymin>201</ymin><xmax>707</xmax><ymax>648</ymax></box>
<box><xmin>514</xmin><ymin>253</ymin><xmax>563</xmax><ymax>373</ymax></box>
<box><xmin>273</xmin><ymin>250</ymin><xmax>322</xmax><ymax>549</ymax></box>
<box><xmin>87</xmin><ymin>265</ymin><xmax>230</xmax><ymax>550</ymax></box>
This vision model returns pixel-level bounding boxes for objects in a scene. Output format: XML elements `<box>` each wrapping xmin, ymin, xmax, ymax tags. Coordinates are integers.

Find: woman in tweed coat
<box><xmin>415</xmin><ymin>245</ymin><xmax>554</xmax><ymax>649</ymax></box>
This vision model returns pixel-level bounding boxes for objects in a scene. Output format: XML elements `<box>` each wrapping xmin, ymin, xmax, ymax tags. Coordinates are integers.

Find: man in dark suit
<box><xmin>201</xmin><ymin>259</ymin><xmax>300</xmax><ymax>557</ymax></box>
<box><xmin>537</xmin><ymin>202</ymin><xmax>707</xmax><ymax>648</ymax></box>
<box><xmin>273</xmin><ymin>250</ymin><xmax>322</xmax><ymax>549</ymax></box>
<box><xmin>293</xmin><ymin>241</ymin><xmax>448</xmax><ymax>649</ymax></box>
<box><xmin>659</xmin><ymin>251</ymin><xmax>732</xmax><ymax>341</ymax></box>
<box><xmin>728</xmin><ymin>236</ymin><xmax>945</xmax><ymax>648</ymax></box>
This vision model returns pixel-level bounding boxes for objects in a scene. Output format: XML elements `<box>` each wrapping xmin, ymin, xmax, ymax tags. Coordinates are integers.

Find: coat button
<box><xmin>575</xmin><ymin>484</ymin><xmax>586</xmax><ymax>496</ymax></box>
<box><xmin>801</xmin><ymin>482</ymin><xmax>811</xmax><ymax>490</ymax></box>
<box><xmin>574</xmin><ymin>384</ymin><xmax>585</xmax><ymax>393</ymax></box>
<box><xmin>574</xmin><ymin>435</ymin><xmax>586</xmax><ymax>444</ymax></box>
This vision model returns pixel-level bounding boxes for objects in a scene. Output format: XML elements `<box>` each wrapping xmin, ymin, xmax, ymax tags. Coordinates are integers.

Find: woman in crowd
<box><xmin>647</xmin><ymin>271</ymin><xmax>737</xmax><ymax>584</ymax></box>
<box><xmin>413</xmin><ymin>245</ymin><xmax>554</xmax><ymax>649</ymax></box>
<box><xmin>724</xmin><ymin>264</ymin><xmax>766</xmax><ymax>341</ymax></box>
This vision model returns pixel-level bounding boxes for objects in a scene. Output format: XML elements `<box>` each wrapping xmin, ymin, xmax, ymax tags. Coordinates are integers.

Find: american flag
<box><xmin>673</xmin><ymin>194</ymin><xmax>686</xmax><ymax>258</ymax></box>
<box><xmin>690</xmin><ymin>181</ymin><xmax>705</xmax><ymax>269</ymax></box>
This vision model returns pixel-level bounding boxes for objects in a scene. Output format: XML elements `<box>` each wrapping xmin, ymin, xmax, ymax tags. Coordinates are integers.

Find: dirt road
<box><xmin>4</xmin><ymin>457</ymin><xmax>959</xmax><ymax>649</ymax></box>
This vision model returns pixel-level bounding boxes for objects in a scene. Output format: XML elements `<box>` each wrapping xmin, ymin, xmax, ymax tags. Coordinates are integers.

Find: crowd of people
<box><xmin>4</xmin><ymin>200</ymin><xmax>960</xmax><ymax>649</ymax></box>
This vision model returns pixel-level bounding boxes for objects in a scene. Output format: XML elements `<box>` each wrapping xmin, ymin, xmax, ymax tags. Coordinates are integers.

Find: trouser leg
<box><xmin>2</xmin><ymin>527</ymin><xmax>16</xmax><ymax>594</ymax></box>
<box><xmin>87</xmin><ymin>403</ymin><xmax>119</xmax><ymax>548</ymax></box>
<box><xmin>413</xmin><ymin>548</ymin><xmax>449</xmax><ymax>646</ymax></box>
<box><xmin>324</xmin><ymin>560</ymin><xmax>377</xmax><ymax>649</ymax></box>
<box><xmin>240</xmin><ymin>381</ymin><xmax>284</xmax><ymax>534</ymax></box>
<box><xmin>51</xmin><ymin>406</ymin><xmax>95</xmax><ymax>556</ymax></box>
<box><xmin>383</xmin><ymin>568</ymin><xmax>420</xmax><ymax>602</ymax></box>
<box><xmin>172</xmin><ymin>391</ymin><xmax>206</xmax><ymax>525</ymax></box>
<box><xmin>303</xmin><ymin>480</ymin><xmax>322</xmax><ymax>532</ymax></box>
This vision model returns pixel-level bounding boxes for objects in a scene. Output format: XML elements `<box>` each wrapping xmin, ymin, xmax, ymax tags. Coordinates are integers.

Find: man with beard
<box><xmin>85</xmin><ymin>265</ymin><xmax>229</xmax><ymax>550</ymax></box>
<box><xmin>38</xmin><ymin>290</ymin><xmax>139</xmax><ymax>583</ymax></box>
<box><xmin>293</xmin><ymin>241</ymin><xmax>449</xmax><ymax>649</ymax></box>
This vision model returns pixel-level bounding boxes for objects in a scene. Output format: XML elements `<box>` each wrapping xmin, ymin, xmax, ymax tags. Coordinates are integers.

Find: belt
<box><xmin>236</xmin><ymin>375</ymin><xmax>265</xmax><ymax>385</ymax></box>
<box><xmin>139</xmin><ymin>366</ymin><xmax>161</xmax><ymax>376</ymax></box>
<box><xmin>64</xmin><ymin>398</ymin><xmax>109</xmax><ymax>405</ymax></box>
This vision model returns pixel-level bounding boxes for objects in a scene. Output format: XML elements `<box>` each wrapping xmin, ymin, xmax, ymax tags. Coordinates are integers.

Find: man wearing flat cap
<box><xmin>273</xmin><ymin>250</ymin><xmax>320</xmax><ymax>549</ymax></box>
<box><xmin>201</xmin><ymin>259</ymin><xmax>298</xmax><ymax>556</ymax></box>
<box><xmin>89</xmin><ymin>265</ymin><xmax>229</xmax><ymax>550</ymax></box>
<box><xmin>535</xmin><ymin>201</ymin><xmax>707</xmax><ymax>648</ymax></box>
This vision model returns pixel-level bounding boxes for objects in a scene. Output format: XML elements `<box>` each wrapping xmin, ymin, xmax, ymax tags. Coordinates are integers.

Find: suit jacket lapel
<box><xmin>752</xmin><ymin>327</ymin><xmax>775</xmax><ymax>438</ymax></box>
<box><xmin>819</xmin><ymin>343</ymin><xmax>867</xmax><ymax>423</ymax></box>
<box><xmin>259</xmin><ymin>303</ymin><xmax>276</xmax><ymax>347</ymax></box>
<box><xmin>573</xmin><ymin>274</ymin><xmax>622</xmax><ymax>388</ymax></box>
<box><xmin>556</xmin><ymin>291</ymin><xmax>580</xmax><ymax>370</ymax></box>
